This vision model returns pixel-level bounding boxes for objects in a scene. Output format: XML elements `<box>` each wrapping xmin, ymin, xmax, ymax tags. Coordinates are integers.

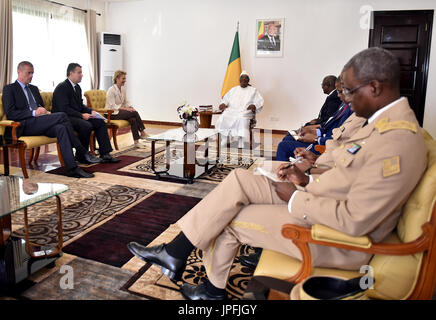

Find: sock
<box><xmin>205</xmin><ymin>279</ymin><xmax>226</xmax><ymax>296</ymax></box>
<box><xmin>165</xmin><ymin>232</ymin><xmax>194</xmax><ymax>260</ymax></box>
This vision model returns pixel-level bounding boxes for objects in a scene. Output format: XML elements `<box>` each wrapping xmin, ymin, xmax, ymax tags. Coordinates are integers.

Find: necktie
<box><xmin>362</xmin><ymin>120</ymin><xmax>369</xmax><ymax>127</ymax></box>
<box><xmin>25</xmin><ymin>85</ymin><xmax>37</xmax><ymax>110</ymax></box>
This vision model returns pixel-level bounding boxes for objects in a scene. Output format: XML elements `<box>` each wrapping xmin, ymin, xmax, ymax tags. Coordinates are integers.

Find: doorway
<box><xmin>369</xmin><ymin>10</ymin><xmax>433</xmax><ymax>126</ymax></box>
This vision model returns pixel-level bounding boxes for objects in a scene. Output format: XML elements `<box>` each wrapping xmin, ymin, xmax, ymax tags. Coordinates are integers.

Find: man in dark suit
<box><xmin>276</xmin><ymin>77</ymin><xmax>352</xmax><ymax>161</ymax></box>
<box><xmin>257</xmin><ymin>23</ymin><xmax>281</xmax><ymax>51</ymax></box>
<box><xmin>1</xmin><ymin>61</ymin><xmax>98</xmax><ymax>178</ymax></box>
<box><xmin>52</xmin><ymin>63</ymin><xmax>120</xmax><ymax>163</ymax></box>
<box><xmin>308</xmin><ymin>75</ymin><xmax>342</xmax><ymax>126</ymax></box>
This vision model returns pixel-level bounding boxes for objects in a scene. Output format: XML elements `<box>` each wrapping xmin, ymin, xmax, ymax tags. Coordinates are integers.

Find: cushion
<box><xmin>84</xmin><ymin>90</ymin><xmax>107</xmax><ymax>109</ymax></box>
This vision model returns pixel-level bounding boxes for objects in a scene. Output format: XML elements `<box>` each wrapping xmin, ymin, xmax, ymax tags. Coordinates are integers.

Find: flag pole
<box><xmin>237</xmin><ymin>21</ymin><xmax>239</xmax><ymax>32</ymax></box>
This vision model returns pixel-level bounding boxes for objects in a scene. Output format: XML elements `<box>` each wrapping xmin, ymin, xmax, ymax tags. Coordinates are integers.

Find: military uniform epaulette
<box><xmin>375</xmin><ymin>118</ymin><xmax>417</xmax><ymax>134</ymax></box>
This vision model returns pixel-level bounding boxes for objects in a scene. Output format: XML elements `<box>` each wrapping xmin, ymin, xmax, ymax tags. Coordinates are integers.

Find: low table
<box><xmin>147</xmin><ymin>128</ymin><xmax>220</xmax><ymax>183</ymax></box>
<box><xmin>0</xmin><ymin>136</ymin><xmax>24</xmax><ymax>176</ymax></box>
<box><xmin>0</xmin><ymin>176</ymin><xmax>68</xmax><ymax>292</ymax></box>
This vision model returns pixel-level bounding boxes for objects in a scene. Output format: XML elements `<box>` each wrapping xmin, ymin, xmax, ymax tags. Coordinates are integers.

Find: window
<box><xmin>12</xmin><ymin>0</ymin><xmax>91</xmax><ymax>92</ymax></box>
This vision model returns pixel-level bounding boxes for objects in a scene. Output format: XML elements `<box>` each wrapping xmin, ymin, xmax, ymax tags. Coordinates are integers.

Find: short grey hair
<box><xmin>17</xmin><ymin>61</ymin><xmax>33</xmax><ymax>70</ymax></box>
<box><xmin>343</xmin><ymin>47</ymin><xmax>400</xmax><ymax>88</ymax></box>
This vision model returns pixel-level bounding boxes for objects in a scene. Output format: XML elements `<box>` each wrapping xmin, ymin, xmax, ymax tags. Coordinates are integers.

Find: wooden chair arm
<box><xmin>281</xmin><ymin>222</ymin><xmax>433</xmax><ymax>283</ymax></box>
<box><xmin>0</xmin><ymin>121</ymin><xmax>21</xmax><ymax>140</ymax></box>
<box><xmin>314</xmin><ymin>145</ymin><xmax>326</xmax><ymax>154</ymax></box>
<box><xmin>93</xmin><ymin>109</ymin><xmax>113</xmax><ymax>123</ymax></box>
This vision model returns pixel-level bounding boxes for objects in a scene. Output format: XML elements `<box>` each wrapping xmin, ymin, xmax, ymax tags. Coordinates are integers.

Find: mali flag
<box><xmin>221</xmin><ymin>31</ymin><xmax>242</xmax><ymax>97</ymax></box>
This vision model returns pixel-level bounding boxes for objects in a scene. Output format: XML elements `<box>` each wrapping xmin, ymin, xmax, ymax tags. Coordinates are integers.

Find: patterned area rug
<box><xmin>12</xmin><ymin>180</ymin><xmax>152</xmax><ymax>246</ymax></box>
<box><xmin>121</xmin><ymin>224</ymin><xmax>255</xmax><ymax>300</ymax></box>
<box><xmin>63</xmin><ymin>192</ymin><xmax>201</xmax><ymax>267</ymax></box>
<box><xmin>119</xmin><ymin>149</ymin><xmax>258</xmax><ymax>184</ymax></box>
<box><xmin>47</xmin><ymin>145</ymin><xmax>263</xmax><ymax>184</ymax></box>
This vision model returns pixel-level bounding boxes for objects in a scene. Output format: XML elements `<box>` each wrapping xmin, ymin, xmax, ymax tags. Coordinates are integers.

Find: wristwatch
<box><xmin>305</xmin><ymin>164</ymin><xmax>318</xmax><ymax>176</ymax></box>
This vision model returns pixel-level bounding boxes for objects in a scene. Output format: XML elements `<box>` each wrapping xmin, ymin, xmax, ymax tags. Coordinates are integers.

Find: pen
<box><xmin>282</xmin><ymin>144</ymin><xmax>314</xmax><ymax>170</ymax></box>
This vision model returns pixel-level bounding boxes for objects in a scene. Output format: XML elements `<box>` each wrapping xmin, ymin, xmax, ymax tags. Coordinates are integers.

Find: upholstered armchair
<box><xmin>250</xmin><ymin>129</ymin><xmax>436</xmax><ymax>300</ymax></box>
<box><xmin>84</xmin><ymin>90</ymin><xmax>130</xmax><ymax>151</ymax></box>
<box><xmin>0</xmin><ymin>92</ymin><xmax>64</xmax><ymax>178</ymax></box>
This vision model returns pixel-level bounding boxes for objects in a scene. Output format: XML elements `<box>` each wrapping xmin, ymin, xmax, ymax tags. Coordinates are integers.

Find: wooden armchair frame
<box><xmin>0</xmin><ymin>121</ymin><xmax>64</xmax><ymax>178</ymax></box>
<box><xmin>274</xmin><ymin>202</ymin><xmax>436</xmax><ymax>300</ymax></box>
<box><xmin>84</xmin><ymin>91</ymin><xmax>124</xmax><ymax>152</ymax></box>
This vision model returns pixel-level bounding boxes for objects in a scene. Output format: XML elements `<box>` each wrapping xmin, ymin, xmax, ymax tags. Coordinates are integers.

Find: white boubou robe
<box><xmin>215</xmin><ymin>85</ymin><xmax>264</xmax><ymax>138</ymax></box>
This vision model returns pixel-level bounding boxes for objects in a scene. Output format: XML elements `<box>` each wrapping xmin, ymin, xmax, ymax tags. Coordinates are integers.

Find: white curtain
<box><xmin>12</xmin><ymin>0</ymin><xmax>91</xmax><ymax>91</ymax></box>
<box><xmin>0</xmin><ymin>0</ymin><xmax>13</xmax><ymax>89</ymax></box>
<box><xmin>86</xmin><ymin>9</ymin><xmax>99</xmax><ymax>89</ymax></box>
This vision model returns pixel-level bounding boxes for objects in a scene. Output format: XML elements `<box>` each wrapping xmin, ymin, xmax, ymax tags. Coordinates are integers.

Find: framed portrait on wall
<box><xmin>255</xmin><ymin>18</ymin><xmax>284</xmax><ymax>57</ymax></box>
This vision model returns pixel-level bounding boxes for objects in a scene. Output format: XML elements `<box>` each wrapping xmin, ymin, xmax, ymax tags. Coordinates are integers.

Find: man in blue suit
<box><xmin>276</xmin><ymin>77</ymin><xmax>353</xmax><ymax>161</ymax></box>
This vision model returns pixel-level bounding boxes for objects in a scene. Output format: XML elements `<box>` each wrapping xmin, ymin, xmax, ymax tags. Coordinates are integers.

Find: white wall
<box><xmin>105</xmin><ymin>0</ymin><xmax>436</xmax><ymax>137</ymax></box>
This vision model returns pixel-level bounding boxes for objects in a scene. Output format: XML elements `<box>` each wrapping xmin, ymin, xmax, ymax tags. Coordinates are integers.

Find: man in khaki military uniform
<box><xmin>127</xmin><ymin>47</ymin><xmax>427</xmax><ymax>300</ymax></box>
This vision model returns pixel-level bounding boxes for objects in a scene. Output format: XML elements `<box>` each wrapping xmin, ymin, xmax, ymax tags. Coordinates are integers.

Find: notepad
<box><xmin>91</xmin><ymin>113</ymin><xmax>107</xmax><ymax>120</ymax></box>
<box><xmin>254</xmin><ymin>166</ymin><xmax>281</xmax><ymax>182</ymax></box>
<box><xmin>288</xmin><ymin>130</ymin><xmax>301</xmax><ymax>140</ymax></box>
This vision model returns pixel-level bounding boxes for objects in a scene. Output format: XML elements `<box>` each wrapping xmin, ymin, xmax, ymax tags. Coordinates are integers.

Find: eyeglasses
<box><xmin>342</xmin><ymin>82</ymin><xmax>370</xmax><ymax>97</ymax></box>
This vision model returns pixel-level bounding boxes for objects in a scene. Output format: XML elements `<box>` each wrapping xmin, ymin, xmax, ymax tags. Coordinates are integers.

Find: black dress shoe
<box><xmin>100</xmin><ymin>154</ymin><xmax>121</xmax><ymax>163</ymax></box>
<box><xmin>239</xmin><ymin>250</ymin><xmax>262</xmax><ymax>269</ymax></box>
<box><xmin>67</xmin><ymin>166</ymin><xmax>94</xmax><ymax>178</ymax></box>
<box><xmin>84</xmin><ymin>152</ymin><xmax>102</xmax><ymax>164</ymax></box>
<box><xmin>127</xmin><ymin>242</ymin><xmax>185</xmax><ymax>281</ymax></box>
<box><xmin>76</xmin><ymin>152</ymin><xmax>102</xmax><ymax>164</ymax></box>
<box><xmin>180</xmin><ymin>282</ymin><xmax>226</xmax><ymax>300</ymax></box>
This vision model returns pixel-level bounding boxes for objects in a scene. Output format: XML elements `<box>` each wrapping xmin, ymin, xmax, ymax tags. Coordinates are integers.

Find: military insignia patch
<box><xmin>347</xmin><ymin>143</ymin><xmax>361</xmax><ymax>154</ymax></box>
<box><xmin>383</xmin><ymin>156</ymin><xmax>401</xmax><ymax>177</ymax></box>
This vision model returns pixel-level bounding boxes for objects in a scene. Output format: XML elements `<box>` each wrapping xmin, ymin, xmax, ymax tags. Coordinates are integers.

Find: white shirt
<box><xmin>215</xmin><ymin>85</ymin><xmax>264</xmax><ymax>138</ymax></box>
<box><xmin>105</xmin><ymin>84</ymin><xmax>132</xmax><ymax>115</ymax></box>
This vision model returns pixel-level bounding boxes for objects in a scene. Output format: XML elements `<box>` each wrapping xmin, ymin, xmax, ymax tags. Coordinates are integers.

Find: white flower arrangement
<box><xmin>177</xmin><ymin>101</ymin><xmax>199</xmax><ymax>121</ymax></box>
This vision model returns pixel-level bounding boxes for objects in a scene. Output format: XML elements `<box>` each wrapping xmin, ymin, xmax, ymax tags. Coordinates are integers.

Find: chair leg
<box><xmin>112</xmin><ymin>126</ymin><xmax>119</xmax><ymax>150</ymax></box>
<box><xmin>250</xmin><ymin>129</ymin><xmax>253</xmax><ymax>150</ymax></box>
<box><xmin>56</xmin><ymin>143</ymin><xmax>65</xmax><ymax>167</ymax></box>
<box><xmin>34</xmin><ymin>147</ymin><xmax>41</xmax><ymax>163</ymax></box>
<box><xmin>19</xmin><ymin>146</ymin><xmax>29</xmax><ymax>178</ymax></box>
<box><xmin>89</xmin><ymin>131</ymin><xmax>96</xmax><ymax>155</ymax></box>
<box><xmin>28</xmin><ymin>148</ymin><xmax>35</xmax><ymax>165</ymax></box>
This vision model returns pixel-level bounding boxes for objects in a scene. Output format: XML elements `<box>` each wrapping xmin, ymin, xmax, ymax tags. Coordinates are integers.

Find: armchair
<box><xmin>251</xmin><ymin>129</ymin><xmax>436</xmax><ymax>300</ymax></box>
<box><xmin>84</xmin><ymin>90</ymin><xmax>130</xmax><ymax>151</ymax></box>
<box><xmin>0</xmin><ymin>93</ymin><xmax>65</xmax><ymax>178</ymax></box>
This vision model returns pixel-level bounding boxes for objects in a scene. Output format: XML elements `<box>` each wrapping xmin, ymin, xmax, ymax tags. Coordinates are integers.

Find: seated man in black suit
<box><xmin>52</xmin><ymin>63</ymin><xmax>120</xmax><ymax>163</ymax></box>
<box><xmin>2</xmin><ymin>61</ymin><xmax>99</xmax><ymax>178</ymax></box>
<box><xmin>307</xmin><ymin>75</ymin><xmax>342</xmax><ymax>126</ymax></box>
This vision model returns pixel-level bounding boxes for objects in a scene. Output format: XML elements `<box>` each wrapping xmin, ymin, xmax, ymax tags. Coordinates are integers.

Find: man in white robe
<box><xmin>215</xmin><ymin>71</ymin><xmax>264</xmax><ymax>149</ymax></box>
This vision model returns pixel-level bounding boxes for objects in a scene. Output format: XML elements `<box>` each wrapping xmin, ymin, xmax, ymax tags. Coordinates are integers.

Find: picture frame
<box><xmin>255</xmin><ymin>18</ymin><xmax>284</xmax><ymax>57</ymax></box>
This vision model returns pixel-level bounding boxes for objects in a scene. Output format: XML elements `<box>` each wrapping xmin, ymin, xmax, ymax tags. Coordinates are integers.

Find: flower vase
<box><xmin>182</xmin><ymin>119</ymin><xmax>199</xmax><ymax>134</ymax></box>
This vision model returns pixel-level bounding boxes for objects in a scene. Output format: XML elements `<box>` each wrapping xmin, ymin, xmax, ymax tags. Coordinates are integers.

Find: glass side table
<box><xmin>0</xmin><ymin>176</ymin><xmax>68</xmax><ymax>290</ymax></box>
<box><xmin>147</xmin><ymin>128</ymin><xmax>220</xmax><ymax>184</ymax></box>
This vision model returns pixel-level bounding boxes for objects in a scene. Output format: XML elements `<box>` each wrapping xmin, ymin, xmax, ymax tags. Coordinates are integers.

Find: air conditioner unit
<box><xmin>98</xmin><ymin>32</ymin><xmax>123</xmax><ymax>91</ymax></box>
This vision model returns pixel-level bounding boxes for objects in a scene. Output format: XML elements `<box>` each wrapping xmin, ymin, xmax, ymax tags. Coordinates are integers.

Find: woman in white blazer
<box><xmin>106</xmin><ymin>70</ymin><xmax>147</xmax><ymax>147</ymax></box>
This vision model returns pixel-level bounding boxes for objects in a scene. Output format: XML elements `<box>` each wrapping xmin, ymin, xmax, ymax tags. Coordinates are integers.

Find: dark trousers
<box><xmin>111</xmin><ymin>109</ymin><xmax>145</xmax><ymax>141</ymax></box>
<box><xmin>276</xmin><ymin>133</ymin><xmax>319</xmax><ymax>161</ymax></box>
<box><xmin>21</xmin><ymin>112</ymin><xmax>86</xmax><ymax>169</ymax></box>
<box><xmin>68</xmin><ymin>116</ymin><xmax>113</xmax><ymax>156</ymax></box>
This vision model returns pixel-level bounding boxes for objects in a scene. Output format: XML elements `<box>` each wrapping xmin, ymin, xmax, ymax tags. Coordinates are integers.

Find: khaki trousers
<box><xmin>177</xmin><ymin>167</ymin><xmax>305</xmax><ymax>289</ymax></box>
